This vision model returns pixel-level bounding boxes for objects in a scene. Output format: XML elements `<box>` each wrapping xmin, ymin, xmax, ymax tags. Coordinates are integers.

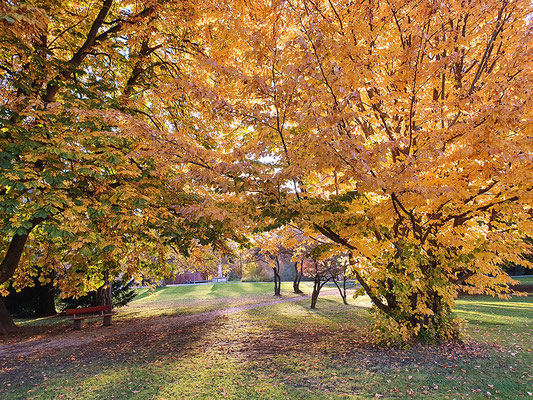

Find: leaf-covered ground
<box><xmin>0</xmin><ymin>283</ymin><xmax>532</xmax><ymax>399</ymax></box>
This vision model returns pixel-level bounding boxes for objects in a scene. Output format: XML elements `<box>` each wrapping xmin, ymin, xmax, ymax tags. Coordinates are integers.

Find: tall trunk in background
<box><xmin>36</xmin><ymin>269</ymin><xmax>57</xmax><ymax>316</ymax></box>
<box><xmin>273</xmin><ymin>266</ymin><xmax>281</xmax><ymax>296</ymax></box>
<box><xmin>269</xmin><ymin>255</ymin><xmax>282</xmax><ymax>296</ymax></box>
<box><xmin>293</xmin><ymin>262</ymin><xmax>303</xmax><ymax>294</ymax></box>
<box><xmin>41</xmin><ymin>280</ymin><xmax>57</xmax><ymax>316</ymax></box>
<box><xmin>333</xmin><ymin>276</ymin><xmax>348</xmax><ymax>305</ymax></box>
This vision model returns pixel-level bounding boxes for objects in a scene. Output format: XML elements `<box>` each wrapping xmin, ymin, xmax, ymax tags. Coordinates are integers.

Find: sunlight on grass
<box><xmin>3</xmin><ymin>284</ymin><xmax>533</xmax><ymax>400</ymax></box>
<box><xmin>117</xmin><ymin>282</ymin><xmax>315</xmax><ymax>321</ymax></box>
<box><xmin>14</xmin><ymin>315</ymin><xmax>71</xmax><ymax>327</ymax></box>
<box><xmin>133</xmin><ymin>282</ymin><xmax>312</xmax><ymax>303</ymax></box>
<box><xmin>455</xmin><ymin>297</ymin><xmax>533</xmax><ymax>328</ymax></box>
<box><xmin>513</xmin><ymin>276</ymin><xmax>533</xmax><ymax>284</ymax></box>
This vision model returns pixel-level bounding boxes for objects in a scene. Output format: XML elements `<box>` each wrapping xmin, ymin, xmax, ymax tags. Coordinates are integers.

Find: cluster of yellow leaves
<box><xmin>178</xmin><ymin>0</ymin><xmax>533</xmax><ymax>340</ymax></box>
<box><xmin>1</xmin><ymin>0</ymin><xmax>531</xmax><ymax>339</ymax></box>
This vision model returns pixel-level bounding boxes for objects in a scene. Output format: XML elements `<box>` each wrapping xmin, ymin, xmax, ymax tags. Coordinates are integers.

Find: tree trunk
<box><xmin>293</xmin><ymin>262</ymin><xmax>303</xmax><ymax>294</ymax></box>
<box><xmin>310</xmin><ymin>275</ymin><xmax>321</xmax><ymax>309</ymax></box>
<box><xmin>96</xmin><ymin>271</ymin><xmax>113</xmax><ymax>308</ymax></box>
<box><xmin>343</xmin><ymin>276</ymin><xmax>348</xmax><ymax>304</ymax></box>
<box><xmin>38</xmin><ymin>280</ymin><xmax>57</xmax><ymax>316</ymax></box>
<box><xmin>0</xmin><ymin>297</ymin><xmax>19</xmax><ymax>335</ymax></box>
<box><xmin>273</xmin><ymin>267</ymin><xmax>281</xmax><ymax>296</ymax></box>
<box><xmin>333</xmin><ymin>277</ymin><xmax>348</xmax><ymax>305</ymax></box>
<box><xmin>104</xmin><ymin>270</ymin><xmax>112</xmax><ymax>308</ymax></box>
<box><xmin>0</xmin><ymin>233</ymin><xmax>32</xmax><ymax>286</ymax></box>
<box><xmin>35</xmin><ymin>269</ymin><xmax>56</xmax><ymax>316</ymax></box>
<box><xmin>0</xmin><ymin>221</ymin><xmax>42</xmax><ymax>334</ymax></box>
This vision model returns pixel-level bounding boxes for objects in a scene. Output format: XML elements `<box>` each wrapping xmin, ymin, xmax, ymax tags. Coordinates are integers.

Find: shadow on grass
<box><xmin>455</xmin><ymin>296</ymin><xmax>533</xmax><ymax>328</ymax></box>
<box><xmin>3</xmin><ymin>294</ymin><xmax>532</xmax><ymax>400</ymax></box>
<box><xmin>0</xmin><ymin>316</ymin><xmax>222</xmax><ymax>398</ymax></box>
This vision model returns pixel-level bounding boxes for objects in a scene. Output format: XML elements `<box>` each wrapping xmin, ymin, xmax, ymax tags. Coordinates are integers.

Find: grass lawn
<box><xmin>134</xmin><ymin>282</ymin><xmax>311</xmax><ymax>301</ymax></box>
<box><xmin>513</xmin><ymin>275</ymin><xmax>533</xmax><ymax>285</ymax></box>
<box><xmin>120</xmin><ymin>282</ymin><xmax>316</xmax><ymax>319</ymax></box>
<box><xmin>1</xmin><ymin>283</ymin><xmax>532</xmax><ymax>400</ymax></box>
<box><xmin>13</xmin><ymin>282</ymin><xmax>315</xmax><ymax>328</ymax></box>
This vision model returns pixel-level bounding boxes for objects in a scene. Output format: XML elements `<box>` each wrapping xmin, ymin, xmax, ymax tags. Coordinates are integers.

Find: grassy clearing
<box><xmin>119</xmin><ymin>282</ymin><xmax>315</xmax><ymax>320</ymax></box>
<box><xmin>134</xmin><ymin>281</ymin><xmax>313</xmax><ymax>300</ymax></box>
<box><xmin>13</xmin><ymin>282</ymin><xmax>314</xmax><ymax>327</ymax></box>
<box><xmin>513</xmin><ymin>275</ymin><xmax>533</xmax><ymax>285</ymax></box>
<box><xmin>2</xmin><ymin>284</ymin><xmax>532</xmax><ymax>400</ymax></box>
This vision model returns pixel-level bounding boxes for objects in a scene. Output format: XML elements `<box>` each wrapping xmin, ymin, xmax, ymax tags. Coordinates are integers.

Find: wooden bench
<box><xmin>65</xmin><ymin>305</ymin><xmax>113</xmax><ymax>330</ymax></box>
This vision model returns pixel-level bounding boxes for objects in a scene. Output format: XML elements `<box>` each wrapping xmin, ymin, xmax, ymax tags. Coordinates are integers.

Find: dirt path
<box><xmin>0</xmin><ymin>290</ymin><xmax>335</xmax><ymax>360</ymax></box>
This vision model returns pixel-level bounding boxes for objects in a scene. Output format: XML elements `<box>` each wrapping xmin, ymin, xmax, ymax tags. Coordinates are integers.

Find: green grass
<box><xmin>2</xmin><ymin>284</ymin><xmax>532</xmax><ymax>400</ymax></box>
<box><xmin>13</xmin><ymin>282</ymin><xmax>314</xmax><ymax>327</ymax></box>
<box><xmin>134</xmin><ymin>281</ymin><xmax>312</xmax><ymax>301</ymax></box>
<box><xmin>513</xmin><ymin>275</ymin><xmax>533</xmax><ymax>285</ymax></box>
<box><xmin>118</xmin><ymin>282</ymin><xmax>315</xmax><ymax>319</ymax></box>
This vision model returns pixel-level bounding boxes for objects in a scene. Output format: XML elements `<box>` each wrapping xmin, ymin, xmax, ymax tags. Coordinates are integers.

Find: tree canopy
<box><xmin>1</xmin><ymin>0</ymin><xmax>532</xmax><ymax>341</ymax></box>
<box><xmin>183</xmin><ymin>0</ymin><xmax>533</xmax><ymax>341</ymax></box>
<box><xmin>0</xmin><ymin>0</ymin><xmax>238</xmax><ymax>333</ymax></box>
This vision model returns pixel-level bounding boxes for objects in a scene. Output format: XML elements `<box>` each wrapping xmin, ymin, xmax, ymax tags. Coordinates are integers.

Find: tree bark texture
<box><xmin>0</xmin><ymin>297</ymin><xmax>19</xmax><ymax>335</ymax></box>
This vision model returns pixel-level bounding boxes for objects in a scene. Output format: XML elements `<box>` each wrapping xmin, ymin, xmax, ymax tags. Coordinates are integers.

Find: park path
<box><xmin>0</xmin><ymin>290</ymin><xmax>336</xmax><ymax>360</ymax></box>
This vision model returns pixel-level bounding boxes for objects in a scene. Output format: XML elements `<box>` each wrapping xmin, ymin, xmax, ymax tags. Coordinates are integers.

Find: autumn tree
<box><xmin>251</xmin><ymin>233</ymin><xmax>288</xmax><ymax>296</ymax></box>
<box><xmin>303</xmin><ymin>259</ymin><xmax>328</xmax><ymax>309</ymax></box>
<box><xmin>291</xmin><ymin>253</ymin><xmax>305</xmax><ymax>294</ymax></box>
<box><xmin>300</xmin><ymin>248</ymin><xmax>349</xmax><ymax>309</ymax></box>
<box><xmin>329</xmin><ymin>254</ymin><xmax>350</xmax><ymax>306</ymax></box>
<box><xmin>0</xmin><ymin>0</ymin><xmax>239</xmax><ymax>334</ymax></box>
<box><xmin>283</xmin><ymin>228</ymin><xmax>317</xmax><ymax>294</ymax></box>
<box><xmin>185</xmin><ymin>0</ymin><xmax>533</xmax><ymax>342</ymax></box>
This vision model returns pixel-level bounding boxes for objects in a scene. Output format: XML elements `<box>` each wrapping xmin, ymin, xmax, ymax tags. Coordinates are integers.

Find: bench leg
<box><xmin>103</xmin><ymin>315</ymin><xmax>112</xmax><ymax>326</ymax></box>
<box><xmin>73</xmin><ymin>319</ymin><xmax>82</xmax><ymax>330</ymax></box>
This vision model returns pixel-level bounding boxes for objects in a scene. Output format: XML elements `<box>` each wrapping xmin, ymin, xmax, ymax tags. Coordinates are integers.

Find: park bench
<box><xmin>65</xmin><ymin>305</ymin><xmax>113</xmax><ymax>330</ymax></box>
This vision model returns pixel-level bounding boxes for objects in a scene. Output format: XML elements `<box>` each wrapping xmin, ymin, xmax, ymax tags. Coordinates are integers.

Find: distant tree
<box><xmin>292</xmin><ymin>261</ymin><xmax>304</xmax><ymax>294</ymax></box>
<box><xmin>329</xmin><ymin>255</ymin><xmax>350</xmax><ymax>306</ymax></box>
<box><xmin>303</xmin><ymin>253</ymin><xmax>349</xmax><ymax>309</ymax></box>
<box><xmin>241</xmin><ymin>261</ymin><xmax>270</xmax><ymax>282</ymax></box>
<box><xmin>252</xmin><ymin>231</ymin><xmax>301</xmax><ymax>296</ymax></box>
<box><xmin>286</xmin><ymin>231</ymin><xmax>315</xmax><ymax>295</ymax></box>
<box><xmin>304</xmin><ymin>259</ymin><xmax>330</xmax><ymax>309</ymax></box>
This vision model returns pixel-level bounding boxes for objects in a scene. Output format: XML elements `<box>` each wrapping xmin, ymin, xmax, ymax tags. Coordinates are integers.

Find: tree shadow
<box><xmin>0</xmin><ymin>315</ymin><xmax>222</xmax><ymax>396</ymax></box>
